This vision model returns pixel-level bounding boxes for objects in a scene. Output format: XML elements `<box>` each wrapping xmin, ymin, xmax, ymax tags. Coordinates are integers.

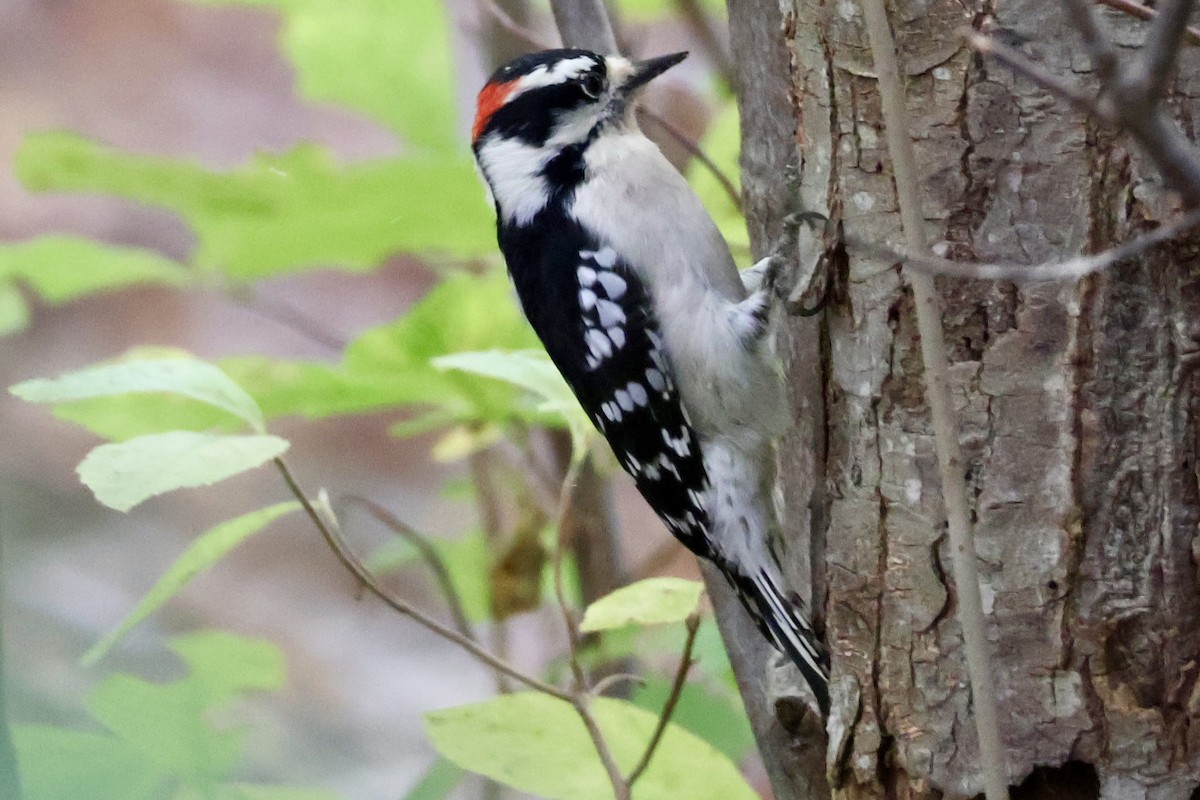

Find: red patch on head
<box><xmin>473</xmin><ymin>78</ymin><xmax>519</xmax><ymax>143</ymax></box>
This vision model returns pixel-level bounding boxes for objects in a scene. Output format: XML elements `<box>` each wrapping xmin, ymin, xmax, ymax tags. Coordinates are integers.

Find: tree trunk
<box><xmin>728</xmin><ymin>0</ymin><xmax>1200</xmax><ymax>797</ymax></box>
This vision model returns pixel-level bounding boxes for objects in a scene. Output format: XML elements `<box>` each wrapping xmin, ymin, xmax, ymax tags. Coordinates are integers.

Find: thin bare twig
<box><xmin>224</xmin><ymin>285</ymin><xmax>348</xmax><ymax>352</ymax></box>
<box><xmin>965</xmin><ymin>25</ymin><xmax>1200</xmax><ymax>207</ymax></box>
<box><xmin>626</xmin><ymin>612</ymin><xmax>701</xmax><ymax>787</ymax></box>
<box><xmin>479</xmin><ymin>0</ymin><xmax>557</xmax><ymax>49</ymax></box>
<box><xmin>550</xmin><ymin>0</ymin><xmax>618</xmax><ymax>53</ymax></box>
<box><xmin>863</xmin><ymin>3</ymin><xmax>1010</xmax><ymax>799</ymax></box>
<box><xmin>1064</xmin><ymin>0</ymin><xmax>1122</xmax><ymax>81</ymax></box>
<box><xmin>336</xmin><ymin>494</ymin><xmax>475</xmax><ymax>642</ymax></box>
<box><xmin>638</xmin><ymin>109</ymin><xmax>743</xmax><ymax>212</ymax></box>
<box><xmin>1096</xmin><ymin>0</ymin><xmax>1200</xmax><ymax>46</ymax></box>
<box><xmin>273</xmin><ymin>457</ymin><xmax>573</xmax><ymax>702</ymax></box>
<box><xmin>490</xmin><ymin>437</ymin><xmax>562</xmax><ymax>519</ymax></box>
<box><xmin>855</xmin><ymin>208</ymin><xmax>1200</xmax><ymax>281</ymax></box>
<box><xmin>1130</xmin><ymin>0</ymin><xmax>1198</xmax><ymax>98</ymax></box>
<box><xmin>672</xmin><ymin>0</ymin><xmax>735</xmax><ymax>86</ymax></box>
<box><xmin>550</xmin><ymin>456</ymin><xmax>630</xmax><ymax>799</ymax></box>
<box><xmin>592</xmin><ymin>672</ymin><xmax>645</xmax><ymax>696</ymax></box>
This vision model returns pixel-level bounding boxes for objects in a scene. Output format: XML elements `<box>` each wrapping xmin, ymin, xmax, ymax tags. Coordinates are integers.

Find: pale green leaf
<box><xmin>14</xmin><ymin>725</ymin><xmax>168</xmax><ymax>800</ymax></box>
<box><xmin>224</xmin><ymin>786</ymin><xmax>345</xmax><ymax>800</ymax></box>
<box><xmin>0</xmin><ymin>281</ymin><xmax>30</xmax><ymax>336</ymax></box>
<box><xmin>83</xmin><ymin>502</ymin><xmax>300</xmax><ymax>665</ymax></box>
<box><xmin>612</xmin><ymin>0</ymin><xmax>725</xmax><ymax>19</ymax></box>
<box><xmin>434</xmin><ymin>349</ymin><xmax>594</xmax><ymax>459</ymax></box>
<box><xmin>169</xmin><ymin>630</ymin><xmax>287</xmax><ymax>704</ymax></box>
<box><xmin>579</xmin><ymin>577</ymin><xmax>704</xmax><ymax>632</ymax></box>
<box><xmin>191</xmin><ymin>0</ymin><xmax>457</xmax><ymax>151</ymax></box>
<box><xmin>432</xmin><ymin>350</ymin><xmax>575</xmax><ymax>413</ymax></box>
<box><xmin>424</xmin><ymin>693</ymin><xmax>758</xmax><ymax>800</ymax></box>
<box><xmin>17</xmin><ymin>134</ymin><xmax>494</xmax><ymax>278</ymax></box>
<box><xmin>77</xmin><ymin>432</ymin><xmax>290</xmax><ymax>512</ymax></box>
<box><xmin>0</xmin><ymin>236</ymin><xmax>190</xmax><ymax>303</ymax></box>
<box><xmin>11</xmin><ymin>357</ymin><xmax>266</xmax><ymax>432</ymax></box>
<box><xmin>400</xmin><ymin>759</ymin><xmax>463</xmax><ymax>800</ymax></box>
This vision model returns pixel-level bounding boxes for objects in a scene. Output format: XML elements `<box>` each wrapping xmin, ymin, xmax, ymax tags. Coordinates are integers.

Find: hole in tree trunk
<box><xmin>1009</xmin><ymin>761</ymin><xmax>1100</xmax><ymax>799</ymax></box>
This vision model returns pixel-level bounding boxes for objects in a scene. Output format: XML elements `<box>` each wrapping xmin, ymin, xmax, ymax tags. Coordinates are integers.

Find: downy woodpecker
<box><xmin>471</xmin><ymin>48</ymin><xmax>830</xmax><ymax>714</ymax></box>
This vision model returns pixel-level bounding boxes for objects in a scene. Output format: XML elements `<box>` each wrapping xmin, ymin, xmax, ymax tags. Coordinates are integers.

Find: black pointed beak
<box><xmin>622</xmin><ymin>51</ymin><xmax>688</xmax><ymax>95</ymax></box>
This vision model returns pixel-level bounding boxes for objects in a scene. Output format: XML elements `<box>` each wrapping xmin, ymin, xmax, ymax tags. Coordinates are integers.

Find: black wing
<box><xmin>501</xmin><ymin>213</ymin><xmax>711</xmax><ymax>556</ymax></box>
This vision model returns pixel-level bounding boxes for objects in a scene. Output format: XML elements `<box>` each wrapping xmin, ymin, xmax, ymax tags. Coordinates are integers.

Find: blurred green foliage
<box><xmin>14</xmin><ymin>631</ymin><xmax>343</xmax><ymax>800</ymax></box>
<box><xmin>5</xmin><ymin>0</ymin><xmax>756</xmax><ymax>796</ymax></box>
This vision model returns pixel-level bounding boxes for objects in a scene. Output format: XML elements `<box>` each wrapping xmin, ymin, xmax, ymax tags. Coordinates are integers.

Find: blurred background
<box><xmin>0</xmin><ymin>0</ymin><xmax>748</xmax><ymax>797</ymax></box>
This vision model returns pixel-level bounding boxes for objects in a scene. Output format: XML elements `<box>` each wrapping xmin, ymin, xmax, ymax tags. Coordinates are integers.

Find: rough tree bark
<box><xmin>728</xmin><ymin>0</ymin><xmax>1200</xmax><ymax>797</ymax></box>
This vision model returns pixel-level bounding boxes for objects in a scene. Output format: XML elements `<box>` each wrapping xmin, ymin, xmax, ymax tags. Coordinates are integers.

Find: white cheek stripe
<box><xmin>476</xmin><ymin>136</ymin><xmax>552</xmax><ymax>226</ymax></box>
<box><xmin>514</xmin><ymin>56</ymin><xmax>597</xmax><ymax>94</ymax></box>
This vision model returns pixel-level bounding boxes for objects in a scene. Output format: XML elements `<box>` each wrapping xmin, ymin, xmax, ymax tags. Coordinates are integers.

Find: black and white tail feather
<box><xmin>472</xmin><ymin>47</ymin><xmax>831</xmax><ymax>716</ymax></box>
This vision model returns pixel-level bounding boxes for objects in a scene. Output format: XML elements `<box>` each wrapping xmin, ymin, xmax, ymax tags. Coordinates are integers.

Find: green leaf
<box><xmin>436</xmin><ymin>531</ymin><xmax>492</xmax><ymax>623</ymax></box>
<box><xmin>0</xmin><ymin>281</ymin><xmax>30</xmax><ymax>336</ymax></box>
<box><xmin>11</xmin><ymin>356</ymin><xmax>267</xmax><ymax>432</ymax></box>
<box><xmin>0</xmin><ymin>236</ymin><xmax>190</xmax><ymax>304</ymax></box>
<box><xmin>77</xmin><ymin>431</ymin><xmax>290</xmax><ymax>512</ymax></box>
<box><xmin>83</xmin><ymin>632</ymin><xmax>284</xmax><ymax>787</ymax></box>
<box><xmin>579</xmin><ymin>577</ymin><xmax>704</xmax><ymax>632</ymax></box>
<box><xmin>434</xmin><ymin>350</ymin><xmax>593</xmax><ymax>460</ymax></box>
<box><xmin>688</xmin><ymin>102</ymin><xmax>748</xmax><ymax>255</ymax></box>
<box><xmin>52</xmin><ymin>393</ymin><xmax>244</xmax><ymax>442</ymax></box>
<box><xmin>168</xmin><ymin>630</ymin><xmax>286</xmax><ymax>704</ymax></box>
<box><xmin>87</xmin><ymin>677</ymin><xmax>244</xmax><ymax>788</ymax></box>
<box><xmin>14</xmin><ymin>725</ymin><xmax>168</xmax><ymax>800</ymax></box>
<box><xmin>424</xmin><ymin>693</ymin><xmax>758</xmax><ymax>800</ymax></box>
<box><xmin>191</xmin><ymin>0</ymin><xmax>457</xmax><ymax>151</ymax></box>
<box><xmin>83</xmin><ymin>502</ymin><xmax>300</xmax><ymax>665</ymax></box>
<box><xmin>400</xmin><ymin>759</ymin><xmax>464</xmax><ymax>800</ymax></box>
<box><xmin>17</xmin><ymin>134</ymin><xmax>494</xmax><ymax>278</ymax></box>
<box><xmin>224</xmin><ymin>786</ymin><xmax>345</xmax><ymax>800</ymax></box>
<box><xmin>631</xmin><ymin>678</ymin><xmax>754</xmax><ymax>762</ymax></box>
<box><xmin>611</xmin><ymin>0</ymin><xmax>725</xmax><ymax>19</ymax></box>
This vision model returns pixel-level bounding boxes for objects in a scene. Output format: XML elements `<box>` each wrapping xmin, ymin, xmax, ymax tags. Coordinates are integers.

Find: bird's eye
<box><xmin>580</xmin><ymin>73</ymin><xmax>605</xmax><ymax>99</ymax></box>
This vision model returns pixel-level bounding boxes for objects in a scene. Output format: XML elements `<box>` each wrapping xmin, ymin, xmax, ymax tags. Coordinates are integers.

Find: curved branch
<box><xmin>335</xmin><ymin>494</ymin><xmax>475</xmax><ymax>643</ymax></box>
<box><xmin>853</xmin><ymin>208</ymin><xmax>1200</xmax><ymax>282</ymax></box>
<box><xmin>626</xmin><ymin>612</ymin><xmax>700</xmax><ymax>787</ymax></box>
<box><xmin>273</xmin><ymin>457</ymin><xmax>572</xmax><ymax>702</ymax></box>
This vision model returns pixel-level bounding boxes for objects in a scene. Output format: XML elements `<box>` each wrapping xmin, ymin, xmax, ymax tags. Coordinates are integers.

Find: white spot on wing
<box><xmin>586</xmin><ymin>328</ymin><xmax>612</xmax><ymax>359</ymax></box>
<box><xmin>596</xmin><ymin>272</ymin><xmax>626</xmax><ymax>298</ymax></box>
<box><xmin>627</xmin><ymin>382</ymin><xmax>648</xmax><ymax>406</ymax></box>
<box><xmin>579</xmin><ymin>288</ymin><xmax>597</xmax><ymax>311</ymax></box>
<box><xmin>577</xmin><ymin>265</ymin><xmax>597</xmax><ymax>286</ymax></box>
<box><xmin>596</xmin><ymin>299</ymin><xmax>625</xmax><ymax>327</ymax></box>
<box><xmin>615</xmin><ymin>389</ymin><xmax>633</xmax><ymax>411</ymax></box>
<box><xmin>608</xmin><ymin>327</ymin><xmax>626</xmax><ymax>348</ymax></box>
<box><xmin>593</xmin><ymin>247</ymin><xmax>618</xmax><ymax>268</ymax></box>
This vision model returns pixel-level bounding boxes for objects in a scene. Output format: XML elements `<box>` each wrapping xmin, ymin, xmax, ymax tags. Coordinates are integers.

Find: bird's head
<box><xmin>472</xmin><ymin>48</ymin><xmax>686</xmax><ymax>225</ymax></box>
<box><xmin>472</xmin><ymin>48</ymin><xmax>687</xmax><ymax>150</ymax></box>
